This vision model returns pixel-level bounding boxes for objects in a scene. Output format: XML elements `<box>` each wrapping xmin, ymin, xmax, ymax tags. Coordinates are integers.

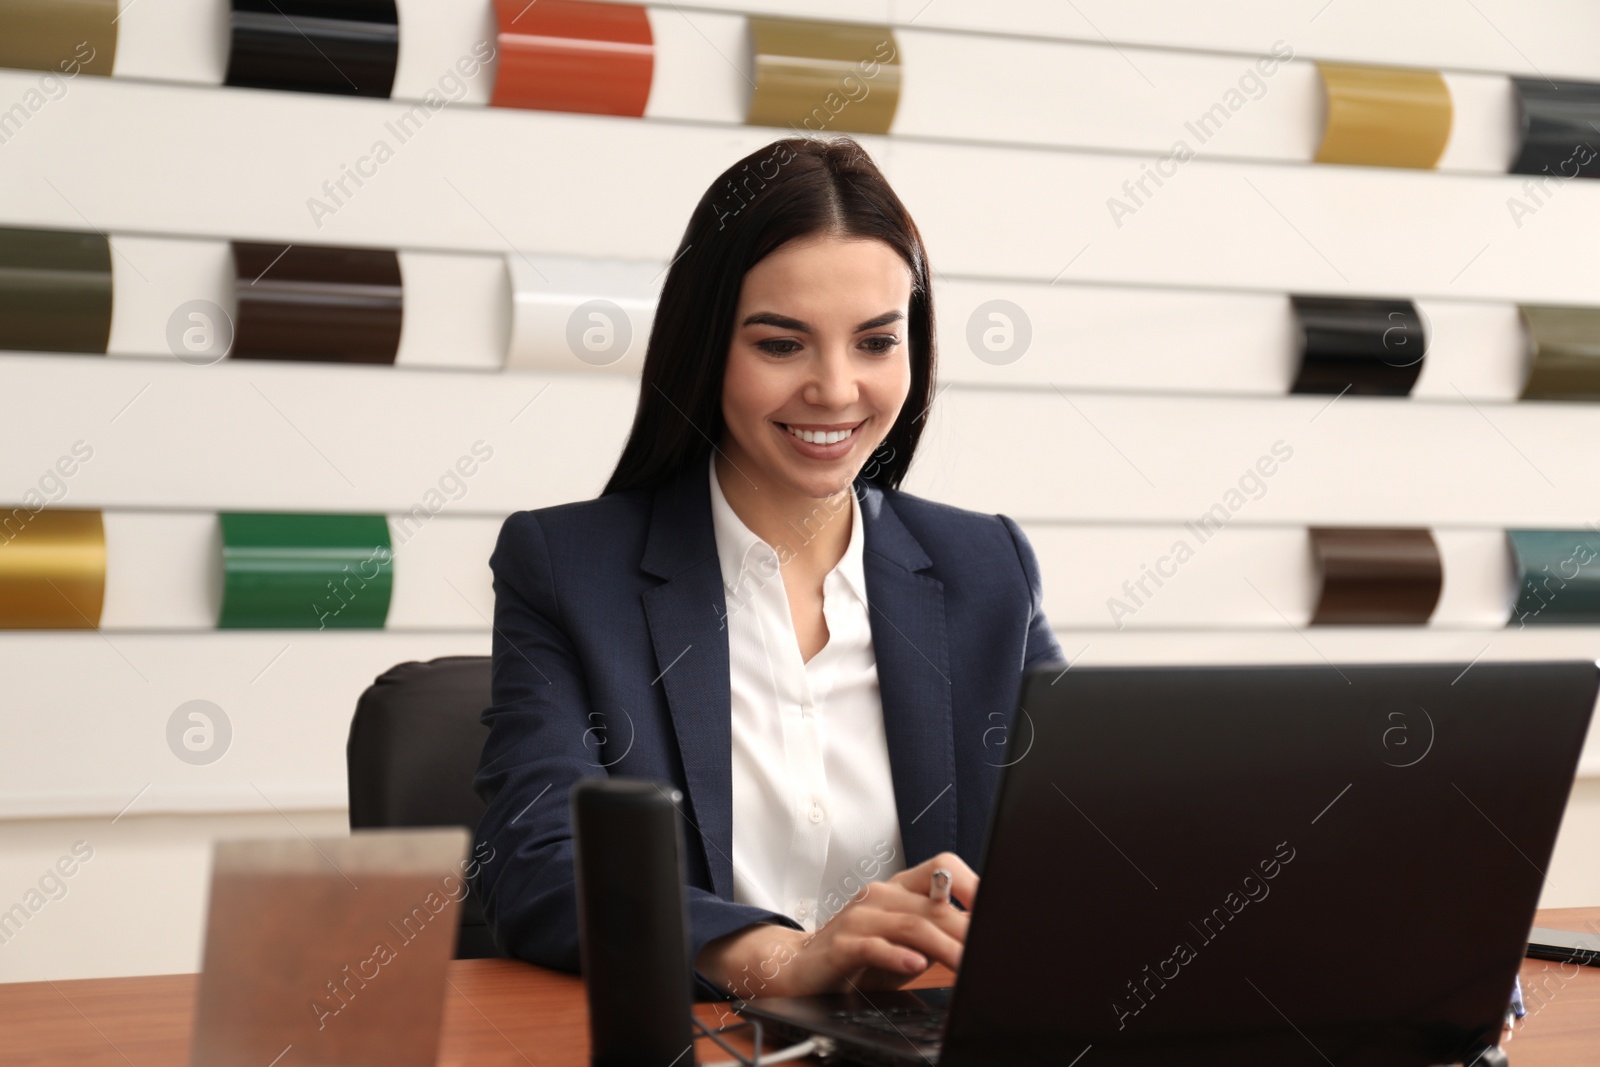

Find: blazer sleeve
<box><xmin>998</xmin><ymin>514</ymin><xmax>1067</xmax><ymax>671</ymax></box>
<box><xmin>470</xmin><ymin>510</ymin><xmax>800</xmax><ymax>998</ymax></box>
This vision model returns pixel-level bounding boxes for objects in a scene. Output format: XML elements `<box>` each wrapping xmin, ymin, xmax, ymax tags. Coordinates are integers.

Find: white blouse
<box><xmin>707</xmin><ymin>454</ymin><xmax>906</xmax><ymax>932</ymax></box>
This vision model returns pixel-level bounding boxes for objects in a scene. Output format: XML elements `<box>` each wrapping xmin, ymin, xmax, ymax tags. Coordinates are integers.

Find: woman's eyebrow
<box><xmin>741</xmin><ymin>310</ymin><xmax>905</xmax><ymax>332</ymax></box>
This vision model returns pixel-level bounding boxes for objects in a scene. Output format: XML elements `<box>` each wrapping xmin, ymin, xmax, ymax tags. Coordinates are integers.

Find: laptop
<box><xmin>188</xmin><ymin>827</ymin><xmax>469</xmax><ymax>1067</ymax></box>
<box><xmin>738</xmin><ymin>661</ymin><xmax>1598</xmax><ymax>1067</ymax></box>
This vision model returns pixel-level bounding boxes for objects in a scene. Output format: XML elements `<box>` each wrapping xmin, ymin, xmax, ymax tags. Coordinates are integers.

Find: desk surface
<box><xmin>3</xmin><ymin>907</ymin><xmax>1596</xmax><ymax>1066</ymax></box>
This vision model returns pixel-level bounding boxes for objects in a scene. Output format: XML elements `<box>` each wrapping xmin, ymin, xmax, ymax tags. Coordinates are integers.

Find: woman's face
<box><xmin>720</xmin><ymin>233</ymin><xmax>914</xmax><ymax>501</ymax></box>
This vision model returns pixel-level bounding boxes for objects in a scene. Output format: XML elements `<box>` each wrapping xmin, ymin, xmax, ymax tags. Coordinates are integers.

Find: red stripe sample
<box><xmin>489</xmin><ymin>0</ymin><xmax>653</xmax><ymax>117</ymax></box>
<box><xmin>231</xmin><ymin>242</ymin><xmax>403</xmax><ymax>365</ymax></box>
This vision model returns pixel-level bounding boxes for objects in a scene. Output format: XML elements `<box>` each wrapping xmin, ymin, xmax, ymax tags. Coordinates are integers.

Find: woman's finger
<box><xmin>891</xmin><ymin>852</ymin><xmax>981</xmax><ymax>910</ymax></box>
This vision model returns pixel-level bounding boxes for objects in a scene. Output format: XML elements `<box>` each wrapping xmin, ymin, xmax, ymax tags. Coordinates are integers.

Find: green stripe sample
<box><xmin>218</xmin><ymin>513</ymin><xmax>393</xmax><ymax>629</ymax></box>
<box><xmin>0</xmin><ymin>0</ymin><xmax>117</xmax><ymax>77</ymax></box>
<box><xmin>1507</xmin><ymin>529</ymin><xmax>1600</xmax><ymax>625</ymax></box>
<box><xmin>0</xmin><ymin>227</ymin><xmax>112</xmax><ymax>353</ymax></box>
<box><xmin>1519</xmin><ymin>305</ymin><xmax>1600</xmax><ymax>401</ymax></box>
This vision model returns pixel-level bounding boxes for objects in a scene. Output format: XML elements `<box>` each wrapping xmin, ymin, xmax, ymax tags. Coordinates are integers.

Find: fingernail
<box><xmin>902</xmin><ymin>952</ymin><xmax>925</xmax><ymax>971</ymax></box>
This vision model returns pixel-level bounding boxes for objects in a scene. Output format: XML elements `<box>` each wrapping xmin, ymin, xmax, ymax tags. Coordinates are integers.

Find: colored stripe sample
<box><xmin>1289</xmin><ymin>296</ymin><xmax>1425</xmax><ymax>396</ymax></box>
<box><xmin>1310</xmin><ymin>527</ymin><xmax>1441</xmax><ymax>625</ymax></box>
<box><xmin>0</xmin><ymin>0</ymin><xmax>116</xmax><ymax>76</ymax></box>
<box><xmin>218</xmin><ymin>513</ymin><xmax>393</xmax><ymax>629</ymax></box>
<box><xmin>1507</xmin><ymin>530</ymin><xmax>1600</xmax><ymax>625</ymax></box>
<box><xmin>747</xmin><ymin>18</ymin><xmax>900</xmax><ymax>135</ymax></box>
<box><xmin>0</xmin><ymin>509</ymin><xmax>105</xmax><ymax>629</ymax></box>
<box><xmin>1519</xmin><ymin>305</ymin><xmax>1600</xmax><ymax>401</ymax></box>
<box><xmin>225</xmin><ymin>0</ymin><xmax>399</xmax><ymax>98</ymax></box>
<box><xmin>231</xmin><ymin>242</ymin><xmax>403</xmax><ymax>365</ymax></box>
<box><xmin>489</xmin><ymin>0</ymin><xmax>653</xmax><ymax>117</ymax></box>
<box><xmin>1314</xmin><ymin>63</ymin><xmax>1452</xmax><ymax>169</ymax></box>
<box><xmin>1509</xmin><ymin>78</ymin><xmax>1600</xmax><ymax>180</ymax></box>
<box><xmin>0</xmin><ymin>227</ymin><xmax>112</xmax><ymax>354</ymax></box>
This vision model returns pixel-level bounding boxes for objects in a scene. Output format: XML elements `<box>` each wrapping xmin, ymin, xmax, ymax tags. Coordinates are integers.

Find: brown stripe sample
<box><xmin>747</xmin><ymin>18</ymin><xmax>900</xmax><ymax>135</ymax></box>
<box><xmin>0</xmin><ymin>0</ymin><xmax>117</xmax><ymax>77</ymax></box>
<box><xmin>1519</xmin><ymin>305</ymin><xmax>1600</xmax><ymax>401</ymax></box>
<box><xmin>231</xmin><ymin>242</ymin><xmax>403</xmax><ymax>364</ymax></box>
<box><xmin>0</xmin><ymin>508</ymin><xmax>105</xmax><ymax>629</ymax></box>
<box><xmin>0</xmin><ymin>227</ymin><xmax>112</xmax><ymax>354</ymax></box>
<box><xmin>1310</xmin><ymin>527</ymin><xmax>1441</xmax><ymax>625</ymax></box>
<box><xmin>1314</xmin><ymin>63</ymin><xmax>1452</xmax><ymax>169</ymax></box>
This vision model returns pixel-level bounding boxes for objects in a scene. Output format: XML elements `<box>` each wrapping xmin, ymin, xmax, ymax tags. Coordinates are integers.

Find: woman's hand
<box><xmin>696</xmin><ymin>852</ymin><xmax>979</xmax><ymax>1000</ymax></box>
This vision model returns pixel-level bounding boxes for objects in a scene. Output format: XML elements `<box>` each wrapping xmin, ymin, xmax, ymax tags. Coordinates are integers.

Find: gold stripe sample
<box><xmin>746</xmin><ymin>17</ymin><xmax>899</xmax><ymax>135</ymax></box>
<box><xmin>0</xmin><ymin>508</ymin><xmax>105</xmax><ymax>629</ymax></box>
<box><xmin>1520</xmin><ymin>305</ymin><xmax>1600</xmax><ymax>401</ymax></box>
<box><xmin>0</xmin><ymin>0</ymin><xmax>117</xmax><ymax>76</ymax></box>
<box><xmin>1314</xmin><ymin>63</ymin><xmax>1452</xmax><ymax>169</ymax></box>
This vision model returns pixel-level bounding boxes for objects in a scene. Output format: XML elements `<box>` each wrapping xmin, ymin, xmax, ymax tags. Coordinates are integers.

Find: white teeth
<box><xmin>785</xmin><ymin>425</ymin><xmax>855</xmax><ymax>445</ymax></box>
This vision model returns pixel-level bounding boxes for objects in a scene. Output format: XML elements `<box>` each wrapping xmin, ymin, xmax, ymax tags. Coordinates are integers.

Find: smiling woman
<box><xmin>471</xmin><ymin>136</ymin><xmax>1065</xmax><ymax>1003</ymax></box>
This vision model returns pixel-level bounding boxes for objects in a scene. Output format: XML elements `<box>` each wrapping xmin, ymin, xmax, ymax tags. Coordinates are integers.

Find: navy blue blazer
<box><xmin>470</xmin><ymin>457</ymin><xmax>1064</xmax><ymax>994</ymax></box>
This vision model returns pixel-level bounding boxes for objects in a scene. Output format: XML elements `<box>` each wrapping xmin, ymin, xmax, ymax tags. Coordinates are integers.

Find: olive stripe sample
<box><xmin>0</xmin><ymin>508</ymin><xmax>106</xmax><ymax>629</ymax></box>
<box><xmin>1507</xmin><ymin>530</ymin><xmax>1600</xmax><ymax>625</ymax></box>
<box><xmin>231</xmin><ymin>242</ymin><xmax>403</xmax><ymax>364</ymax></box>
<box><xmin>1518</xmin><ymin>305</ymin><xmax>1600</xmax><ymax>401</ymax></box>
<box><xmin>1309</xmin><ymin>527</ymin><xmax>1441</xmax><ymax>625</ymax></box>
<box><xmin>1509</xmin><ymin>78</ymin><xmax>1600</xmax><ymax>181</ymax></box>
<box><xmin>746</xmin><ymin>18</ymin><xmax>900</xmax><ymax>135</ymax></box>
<box><xmin>0</xmin><ymin>0</ymin><xmax>117</xmax><ymax>77</ymax></box>
<box><xmin>225</xmin><ymin>0</ymin><xmax>399</xmax><ymax>98</ymax></box>
<box><xmin>1314</xmin><ymin>63</ymin><xmax>1453</xmax><ymax>169</ymax></box>
<box><xmin>218</xmin><ymin>513</ymin><xmax>393</xmax><ymax>629</ymax></box>
<box><xmin>0</xmin><ymin>227</ymin><xmax>112</xmax><ymax>354</ymax></box>
<box><xmin>1289</xmin><ymin>295</ymin><xmax>1425</xmax><ymax>396</ymax></box>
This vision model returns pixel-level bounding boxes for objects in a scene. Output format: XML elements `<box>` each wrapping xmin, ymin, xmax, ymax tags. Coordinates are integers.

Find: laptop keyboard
<box><xmin>828</xmin><ymin>1003</ymin><xmax>947</xmax><ymax>1047</ymax></box>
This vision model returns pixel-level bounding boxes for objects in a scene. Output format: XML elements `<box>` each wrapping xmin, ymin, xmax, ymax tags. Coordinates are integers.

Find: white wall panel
<box><xmin>645</xmin><ymin>7</ymin><xmax>749</xmax><ymax>124</ymax></box>
<box><xmin>392</xmin><ymin>0</ymin><xmax>498</xmax><ymax>106</ymax></box>
<box><xmin>110</xmin><ymin>0</ymin><xmax>230</xmax><ymax>85</ymax></box>
<box><xmin>8</xmin><ymin>75</ymin><xmax>1600</xmax><ymax>303</ymax></box>
<box><xmin>1435</xmin><ymin>72</ymin><xmax>1521</xmax><ymax>174</ymax></box>
<box><xmin>99</xmin><ymin>512</ymin><xmax>220</xmax><ymax>630</ymax></box>
<box><xmin>1410</xmin><ymin>300</ymin><xmax>1528</xmax><ymax>401</ymax></box>
<box><xmin>0</xmin><ymin>631</ymin><xmax>488</xmax><ymax>819</ymax></box>
<box><xmin>1431</xmin><ymin>528</ymin><xmax>1518</xmax><ymax>627</ymax></box>
<box><xmin>505</xmin><ymin>255</ymin><xmax>659</xmax><ymax>374</ymax></box>
<box><xmin>386</xmin><ymin>514</ymin><xmax>500</xmax><ymax>629</ymax></box>
<box><xmin>105</xmin><ymin>236</ymin><xmax>235</xmax><ymax>361</ymax></box>
<box><xmin>394</xmin><ymin>250</ymin><xmax>510</xmax><ymax>370</ymax></box>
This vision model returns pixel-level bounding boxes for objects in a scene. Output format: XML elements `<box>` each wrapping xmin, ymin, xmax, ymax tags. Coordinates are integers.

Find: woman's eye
<box><xmin>861</xmin><ymin>334</ymin><xmax>899</xmax><ymax>354</ymax></box>
<box><xmin>757</xmin><ymin>338</ymin><xmax>802</xmax><ymax>356</ymax></box>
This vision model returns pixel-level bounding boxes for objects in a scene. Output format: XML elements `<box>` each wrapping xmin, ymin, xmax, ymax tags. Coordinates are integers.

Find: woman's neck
<box><xmin>713</xmin><ymin>450</ymin><xmax>854</xmax><ymax>574</ymax></box>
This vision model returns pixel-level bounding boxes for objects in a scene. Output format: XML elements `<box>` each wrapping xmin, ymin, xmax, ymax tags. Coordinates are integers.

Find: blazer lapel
<box><xmin>855</xmin><ymin>481</ymin><xmax>957</xmax><ymax>868</ymax></box>
<box><xmin>639</xmin><ymin>460</ymin><xmax>740</xmax><ymax>899</ymax></box>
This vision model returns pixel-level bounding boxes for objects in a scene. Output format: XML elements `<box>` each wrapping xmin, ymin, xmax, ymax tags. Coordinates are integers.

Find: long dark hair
<box><xmin>601</xmin><ymin>136</ymin><xmax>937</xmax><ymax>496</ymax></box>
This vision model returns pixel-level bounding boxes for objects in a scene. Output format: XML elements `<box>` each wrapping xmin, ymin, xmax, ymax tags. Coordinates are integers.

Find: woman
<box><xmin>472</xmin><ymin>136</ymin><xmax>1064</xmax><ymax>1001</ymax></box>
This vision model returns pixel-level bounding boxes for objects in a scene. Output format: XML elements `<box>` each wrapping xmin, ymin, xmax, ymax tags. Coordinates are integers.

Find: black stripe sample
<box><xmin>1289</xmin><ymin>295</ymin><xmax>1425</xmax><ymax>397</ymax></box>
<box><xmin>1510</xmin><ymin>78</ymin><xmax>1600</xmax><ymax>180</ymax></box>
<box><xmin>225</xmin><ymin>0</ymin><xmax>399</xmax><ymax>98</ymax></box>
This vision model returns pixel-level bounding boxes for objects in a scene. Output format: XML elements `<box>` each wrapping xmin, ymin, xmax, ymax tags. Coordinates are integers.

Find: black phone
<box><xmin>1527</xmin><ymin>926</ymin><xmax>1600</xmax><ymax>967</ymax></box>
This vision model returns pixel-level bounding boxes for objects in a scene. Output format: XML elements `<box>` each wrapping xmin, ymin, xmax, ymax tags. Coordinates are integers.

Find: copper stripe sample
<box><xmin>1289</xmin><ymin>295</ymin><xmax>1425</xmax><ymax>396</ymax></box>
<box><xmin>1519</xmin><ymin>305</ymin><xmax>1600</xmax><ymax>401</ymax></box>
<box><xmin>747</xmin><ymin>18</ymin><xmax>900</xmax><ymax>135</ymax></box>
<box><xmin>0</xmin><ymin>0</ymin><xmax>116</xmax><ymax>76</ymax></box>
<box><xmin>1509</xmin><ymin>78</ymin><xmax>1600</xmax><ymax>181</ymax></box>
<box><xmin>0</xmin><ymin>227</ymin><xmax>112</xmax><ymax>354</ymax></box>
<box><xmin>1310</xmin><ymin>527</ymin><xmax>1441</xmax><ymax>625</ymax></box>
<box><xmin>231</xmin><ymin>242</ymin><xmax>403</xmax><ymax>364</ymax></box>
<box><xmin>1314</xmin><ymin>63</ymin><xmax>1452</xmax><ymax>169</ymax></box>
<box><xmin>1507</xmin><ymin>530</ymin><xmax>1600</xmax><ymax>625</ymax></box>
<box><xmin>218</xmin><ymin>513</ymin><xmax>393</xmax><ymax>629</ymax></box>
<box><xmin>489</xmin><ymin>0</ymin><xmax>653</xmax><ymax>117</ymax></box>
<box><xmin>225</xmin><ymin>0</ymin><xmax>399</xmax><ymax>98</ymax></box>
<box><xmin>0</xmin><ymin>508</ymin><xmax>105</xmax><ymax>629</ymax></box>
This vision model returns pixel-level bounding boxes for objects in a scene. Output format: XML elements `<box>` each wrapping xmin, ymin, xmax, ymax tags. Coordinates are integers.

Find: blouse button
<box><xmin>808</xmin><ymin>800</ymin><xmax>825</xmax><ymax>824</ymax></box>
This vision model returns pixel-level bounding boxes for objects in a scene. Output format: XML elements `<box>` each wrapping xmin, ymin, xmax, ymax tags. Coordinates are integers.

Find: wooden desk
<box><xmin>3</xmin><ymin>908</ymin><xmax>1596</xmax><ymax>1066</ymax></box>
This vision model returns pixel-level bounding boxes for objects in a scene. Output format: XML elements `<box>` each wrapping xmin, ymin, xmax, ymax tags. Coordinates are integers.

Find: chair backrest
<box><xmin>346</xmin><ymin>655</ymin><xmax>501</xmax><ymax>958</ymax></box>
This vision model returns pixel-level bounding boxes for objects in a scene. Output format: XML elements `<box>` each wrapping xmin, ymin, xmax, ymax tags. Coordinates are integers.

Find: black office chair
<box><xmin>346</xmin><ymin>654</ymin><xmax>503</xmax><ymax>958</ymax></box>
